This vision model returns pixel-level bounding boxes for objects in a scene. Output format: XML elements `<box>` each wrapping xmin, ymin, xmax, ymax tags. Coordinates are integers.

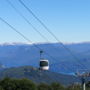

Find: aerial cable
<box><xmin>0</xmin><ymin>17</ymin><xmax>71</xmax><ymax>71</ymax></box>
<box><xmin>0</xmin><ymin>17</ymin><xmax>51</xmax><ymax>58</ymax></box>
<box><xmin>6</xmin><ymin>0</ymin><xmax>79</xmax><ymax>68</ymax></box>
<box><xmin>0</xmin><ymin>17</ymin><xmax>63</xmax><ymax>68</ymax></box>
<box><xmin>5</xmin><ymin>0</ymin><xmax>49</xmax><ymax>42</ymax></box>
<box><xmin>5</xmin><ymin>0</ymin><xmax>65</xmax><ymax>59</ymax></box>
<box><xmin>18</xmin><ymin>0</ymin><xmax>87</xmax><ymax>69</ymax></box>
<box><xmin>3</xmin><ymin>0</ymin><xmax>71</xmax><ymax>71</ymax></box>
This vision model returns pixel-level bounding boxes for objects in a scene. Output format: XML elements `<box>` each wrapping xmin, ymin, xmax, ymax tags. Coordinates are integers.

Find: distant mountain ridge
<box><xmin>0</xmin><ymin>42</ymin><xmax>90</xmax><ymax>74</ymax></box>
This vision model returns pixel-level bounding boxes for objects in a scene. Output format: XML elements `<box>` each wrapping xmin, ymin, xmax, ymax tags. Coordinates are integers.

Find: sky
<box><xmin>0</xmin><ymin>0</ymin><xmax>90</xmax><ymax>44</ymax></box>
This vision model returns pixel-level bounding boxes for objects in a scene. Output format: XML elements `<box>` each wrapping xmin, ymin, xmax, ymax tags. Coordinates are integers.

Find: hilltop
<box><xmin>0</xmin><ymin>66</ymin><xmax>79</xmax><ymax>86</ymax></box>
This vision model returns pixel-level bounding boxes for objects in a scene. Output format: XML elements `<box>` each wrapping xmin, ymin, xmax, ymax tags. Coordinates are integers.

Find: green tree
<box><xmin>15</xmin><ymin>78</ymin><xmax>37</xmax><ymax>90</ymax></box>
<box><xmin>0</xmin><ymin>86</ymin><xmax>4</xmax><ymax>90</ymax></box>
<box><xmin>50</xmin><ymin>82</ymin><xmax>65</xmax><ymax>90</ymax></box>
<box><xmin>0</xmin><ymin>77</ymin><xmax>16</xmax><ymax>90</ymax></box>
<box><xmin>67</xmin><ymin>84</ymin><xmax>81</xmax><ymax>90</ymax></box>
<box><xmin>38</xmin><ymin>83</ymin><xmax>51</xmax><ymax>90</ymax></box>
<box><xmin>86</xmin><ymin>81</ymin><xmax>90</xmax><ymax>90</ymax></box>
<box><xmin>0</xmin><ymin>78</ymin><xmax>37</xmax><ymax>90</ymax></box>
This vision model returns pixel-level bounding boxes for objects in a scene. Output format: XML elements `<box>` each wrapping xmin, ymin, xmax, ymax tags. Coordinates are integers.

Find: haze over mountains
<box><xmin>0</xmin><ymin>42</ymin><xmax>90</xmax><ymax>74</ymax></box>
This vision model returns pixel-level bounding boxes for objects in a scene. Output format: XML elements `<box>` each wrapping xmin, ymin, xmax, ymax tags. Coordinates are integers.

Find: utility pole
<box><xmin>81</xmin><ymin>77</ymin><xmax>86</xmax><ymax>90</ymax></box>
<box><xmin>75</xmin><ymin>70</ymin><xmax>90</xmax><ymax>90</ymax></box>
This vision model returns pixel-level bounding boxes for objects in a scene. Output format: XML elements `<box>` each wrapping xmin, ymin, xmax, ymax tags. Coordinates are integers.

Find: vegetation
<box><xmin>0</xmin><ymin>66</ymin><xmax>78</xmax><ymax>85</ymax></box>
<box><xmin>0</xmin><ymin>77</ymin><xmax>89</xmax><ymax>90</ymax></box>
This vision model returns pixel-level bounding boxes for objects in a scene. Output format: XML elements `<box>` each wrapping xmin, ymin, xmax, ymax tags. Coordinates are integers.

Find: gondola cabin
<box><xmin>39</xmin><ymin>59</ymin><xmax>49</xmax><ymax>70</ymax></box>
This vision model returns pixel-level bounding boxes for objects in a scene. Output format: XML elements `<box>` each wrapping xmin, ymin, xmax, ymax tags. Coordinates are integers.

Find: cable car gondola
<box><xmin>39</xmin><ymin>50</ymin><xmax>49</xmax><ymax>70</ymax></box>
<box><xmin>39</xmin><ymin>59</ymin><xmax>49</xmax><ymax>70</ymax></box>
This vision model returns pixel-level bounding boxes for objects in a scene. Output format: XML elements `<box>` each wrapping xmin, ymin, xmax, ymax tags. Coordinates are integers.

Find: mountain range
<box><xmin>0</xmin><ymin>42</ymin><xmax>90</xmax><ymax>74</ymax></box>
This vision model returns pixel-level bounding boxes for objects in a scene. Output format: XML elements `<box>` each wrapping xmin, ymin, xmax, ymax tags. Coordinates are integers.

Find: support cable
<box><xmin>5</xmin><ymin>0</ymin><xmax>71</xmax><ymax>68</ymax></box>
<box><xmin>18</xmin><ymin>0</ymin><xmax>87</xmax><ymax>69</ymax></box>
<box><xmin>5</xmin><ymin>0</ymin><xmax>49</xmax><ymax>42</ymax></box>
<box><xmin>0</xmin><ymin>17</ymin><xmax>71</xmax><ymax>71</ymax></box>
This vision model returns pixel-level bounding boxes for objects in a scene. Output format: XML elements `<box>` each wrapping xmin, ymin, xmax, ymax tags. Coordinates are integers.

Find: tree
<box><xmin>67</xmin><ymin>84</ymin><xmax>81</xmax><ymax>90</ymax></box>
<box><xmin>0</xmin><ymin>77</ymin><xmax>16</xmax><ymax>90</ymax></box>
<box><xmin>86</xmin><ymin>81</ymin><xmax>90</xmax><ymax>90</ymax></box>
<box><xmin>50</xmin><ymin>82</ymin><xmax>65</xmax><ymax>90</ymax></box>
<box><xmin>38</xmin><ymin>83</ymin><xmax>51</xmax><ymax>90</ymax></box>
<box><xmin>0</xmin><ymin>78</ymin><xmax>37</xmax><ymax>90</ymax></box>
<box><xmin>0</xmin><ymin>86</ymin><xmax>4</xmax><ymax>90</ymax></box>
<box><xmin>14</xmin><ymin>78</ymin><xmax>37</xmax><ymax>90</ymax></box>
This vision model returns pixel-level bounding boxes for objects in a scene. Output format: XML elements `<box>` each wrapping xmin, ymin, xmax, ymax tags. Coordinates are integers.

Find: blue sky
<box><xmin>0</xmin><ymin>0</ymin><xmax>90</xmax><ymax>43</ymax></box>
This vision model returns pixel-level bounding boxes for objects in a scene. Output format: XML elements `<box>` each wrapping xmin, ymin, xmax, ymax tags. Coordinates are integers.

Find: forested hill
<box><xmin>0</xmin><ymin>66</ymin><xmax>79</xmax><ymax>86</ymax></box>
